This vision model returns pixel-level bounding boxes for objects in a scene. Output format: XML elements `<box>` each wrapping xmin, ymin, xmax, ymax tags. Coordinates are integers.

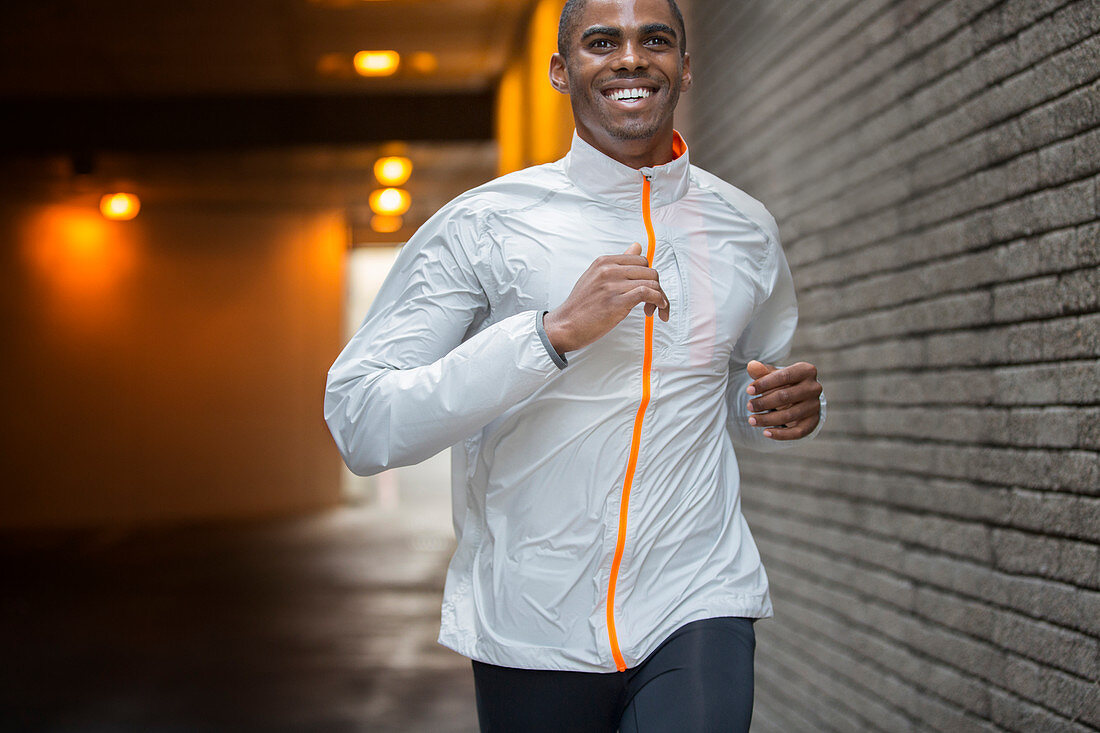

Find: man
<box><xmin>325</xmin><ymin>0</ymin><xmax>824</xmax><ymax>729</ymax></box>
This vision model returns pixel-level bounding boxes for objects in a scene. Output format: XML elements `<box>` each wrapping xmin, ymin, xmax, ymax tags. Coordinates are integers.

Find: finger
<box><xmin>748</xmin><ymin>361</ymin><xmax>818</xmax><ymax>396</ymax></box>
<box><xmin>762</xmin><ymin>415</ymin><xmax>819</xmax><ymax>441</ymax></box>
<box><xmin>747</xmin><ymin>381</ymin><xmax>823</xmax><ymax>412</ymax></box>
<box><xmin>618</xmin><ymin>265</ymin><xmax>660</xmax><ymax>281</ymax></box>
<box><xmin>623</xmin><ymin>283</ymin><xmax>670</xmax><ymax>313</ymax></box>
<box><xmin>746</xmin><ymin>360</ymin><xmax>773</xmax><ymax>381</ymax></box>
<box><xmin>624</xmin><ymin>242</ymin><xmax>643</xmax><ymax>256</ymax></box>
<box><xmin>644</xmin><ymin>303</ymin><xmax>656</xmax><ymax>316</ymax></box>
<box><xmin>745</xmin><ymin>360</ymin><xmax>775</xmax><ymax>393</ymax></box>
<box><xmin>748</xmin><ymin>400</ymin><xmax>819</xmax><ymax>428</ymax></box>
<box><xmin>601</xmin><ymin>254</ymin><xmax>652</xmax><ymax>268</ymax></box>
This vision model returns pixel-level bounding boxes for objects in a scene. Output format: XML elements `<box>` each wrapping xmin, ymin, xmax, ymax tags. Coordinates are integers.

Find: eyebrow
<box><xmin>581</xmin><ymin>25</ymin><xmax>622</xmax><ymax>41</ymax></box>
<box><xmin>639</xmin><ymin>23</ymin><xmax>678</xmax><ymax>39</ymax></box>
<box><xmin>580</xmin><ymin>23</ymin><xmax>679</xmax><ymax>42</ymax></box>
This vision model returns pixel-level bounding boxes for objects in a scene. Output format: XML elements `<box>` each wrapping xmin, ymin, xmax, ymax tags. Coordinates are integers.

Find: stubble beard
<box><xmin>571</xmin><ymin>69</ymin><xmax>681</xmax><ymax>142</ymax></box>
<box><xmin>605</xmin><ymin>97</ymin><xmax>676</xmax><ymax>140</ymax></box>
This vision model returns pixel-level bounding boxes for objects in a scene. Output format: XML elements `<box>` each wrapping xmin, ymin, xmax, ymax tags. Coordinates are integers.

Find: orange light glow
<box><xmin>373</xmin><ymin>156</ymin><xmax>412</xmax><ymax>186</ymax></box>
<box><xmin>369</xmin><ymin>188</ymin><xmax>411</xmax><ymax>216</ymax></box>
<box><xmin>23</xmin><ymin>205</ymin><xmax>138</xmax><ymax>309</ymax></box>
<box><xmin>370</xmin><ymin>215</ymin><xmax>403</xmax><ymax>233</ymax></box>
<box><xmin>100</xmin><ymin>192</ymin><xmax>141</xmax><ymax>221</ymax></box>
<box><xmin>353</xmin><ymin>50</ymin><xmax>400</xmax><ymax>77</ymax></box>
<box><xmin>409</xmin><ymin>51</ymin><xmax>438</xmax><ymax>74</ymax></box>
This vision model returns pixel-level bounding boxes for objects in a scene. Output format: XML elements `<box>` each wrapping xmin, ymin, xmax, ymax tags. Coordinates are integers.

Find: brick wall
<box><xmin>685</xmin><ymin>1</ymin><xmax>1100</xmax><ymax>729</ymax></box>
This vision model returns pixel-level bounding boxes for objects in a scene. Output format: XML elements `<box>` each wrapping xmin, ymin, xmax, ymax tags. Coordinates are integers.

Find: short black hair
<box><xmin>557</xmin><ymin>0</ymin><xmax>687</xmax><ymax>60</ymax></box>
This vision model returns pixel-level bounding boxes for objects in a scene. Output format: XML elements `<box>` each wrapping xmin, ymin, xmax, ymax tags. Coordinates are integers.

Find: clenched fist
<box><xmin>745</xmin><ymin>360</ymin><xmax>822</xmax><ymax>440</ymax></box>
<box><xmin>543</xmin><ymin>243</ymin><xmax>670</xmax><ymax>354</ymax></box>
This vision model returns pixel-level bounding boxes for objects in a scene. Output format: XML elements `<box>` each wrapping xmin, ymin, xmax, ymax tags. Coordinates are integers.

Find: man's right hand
<box><xmin>543</xmin><ymin>242</ymin><xmax>670</xmax><ymax>354</ymax></box>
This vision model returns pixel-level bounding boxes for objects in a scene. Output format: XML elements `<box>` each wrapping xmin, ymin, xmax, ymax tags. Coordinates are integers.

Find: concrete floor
<box><xmin>0</xmin><ymin>458</ymin><xmax>478</xmax><ymax>732</ymax></box>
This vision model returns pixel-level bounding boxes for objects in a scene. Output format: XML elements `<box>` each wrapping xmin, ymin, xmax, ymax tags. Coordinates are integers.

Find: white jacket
<box><xmin>325</xmin><ymin>131</ymin><xmax>824</xmax><ymax>673</ymax></box>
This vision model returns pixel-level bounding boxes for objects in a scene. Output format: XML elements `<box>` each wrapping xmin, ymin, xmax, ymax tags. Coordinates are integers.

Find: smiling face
<box><xmin>550</xmin><ymin>0</ymin><xmax>691</xmax><ymax>169</ymax></box>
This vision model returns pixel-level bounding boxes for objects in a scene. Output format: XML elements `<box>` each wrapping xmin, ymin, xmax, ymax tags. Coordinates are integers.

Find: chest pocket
<box><xmin>649</xmin><ymin>237</ymin><xmax>689</xmax><ymax>358</ymax></box>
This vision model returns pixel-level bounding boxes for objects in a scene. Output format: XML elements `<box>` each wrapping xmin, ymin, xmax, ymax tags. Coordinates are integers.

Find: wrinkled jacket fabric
<box><xmin>325</xmin><ymin>131</ymin><xmax>825</xmax><ymax>672</ymax></box>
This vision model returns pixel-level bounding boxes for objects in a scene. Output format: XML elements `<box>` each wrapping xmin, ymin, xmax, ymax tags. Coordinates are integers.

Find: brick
<box><xmin>690</xmin><ymin>2</ymin><xmax>1100</xmax><ymax>729</ymax></box>
<box><xmin>753</xmin><ymin>669</ymin><xmax>826</xmax><ymax>733</ymax></box>
<box><xmin>991</xmin><ymin>608</ymin><xmax>1100</xmax><ymax>682</ymax></box>
<box><xmin>741</xmin><ymin>459</ymin><xmax>1016</xmax><ymax>524</ymax></box>
<box><xmin>751</xmin><ymin>493</ymin><xmax>1100</xmax><ymax>635</ymax></box>
<box><xmin>731</xmin><ymin>18</ymin><xmax>1100</xmax><ymax>221</ymax></box>
<box><xmin>821</xmin><ymin>404</ymin><xmax>1096</xmax><ymax>449</ymax></box>
<box><xmin>761</xmin><ymin>513</ymin><xmax>1100</xmax><ymax>681</ymax></box>
<box><xmin>765</xmin><ymin>541</ymin><xmax>1100</xmax><ymax>717</ymax></box>
<box><xmin>992</xmin><ymin>267</ymin><xmax>1100</xmax><ymax>322</ymax></box>
<box><xmin>756</xmin><ymin>614</ymin><xmax>897</xmax><ymax>730</ymax></box>
<box><xmin>796</xmin><ymin>223</ymin><xmax>1090</xmax><ymax>308</ymax></box>
<box><xmin>793</xmin><ymin>435</ymin><xmax>1100</xmax><ymax>494</ymax></box>
<box><xmin>1039</xmin><ymin>126</ymin><xmax>1100</xmax><ymax>187</ymax></box>
<box><xmin>766</xmin><ymin>592</ymin><xmax>993</xmax><ymax>730</ymax></box>
<box><xmin>989</xmin><ymin>685</ymin><xmax>1097</xmax><ymax>733</ymax></box>
<box><xmin>1004</xmin><ymin>489</ymin><xmax>1100</xmax><ymax>542</ymax></box>
<box><xmin>991</xmin><ymin>528</ymin><xmax>1100</xmax><ymax>588</ymax></box>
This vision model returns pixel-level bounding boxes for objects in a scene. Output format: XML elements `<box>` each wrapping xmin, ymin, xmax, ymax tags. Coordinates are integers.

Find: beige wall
<box><xmin>496</xmin><ymin>0</ymin><xmax>574</xmax><ymax>174</ymax></box>
<box><xmin>0</xmin><ymin>193</ymin><xmax>346</xmax><ymax>528</ymax></box>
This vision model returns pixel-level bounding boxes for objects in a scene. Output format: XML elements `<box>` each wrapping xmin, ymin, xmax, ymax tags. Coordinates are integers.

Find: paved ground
<box><xmin>0</xmin><ymin>459</ymin><xmax>478</xmax><ymax>732</ymax></box>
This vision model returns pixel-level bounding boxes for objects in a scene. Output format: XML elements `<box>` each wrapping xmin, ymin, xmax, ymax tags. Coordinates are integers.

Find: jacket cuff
<box><xmin>535</xmin><ymin>310</ymin><xmax>568</xmax><ymax>370</ymax></box>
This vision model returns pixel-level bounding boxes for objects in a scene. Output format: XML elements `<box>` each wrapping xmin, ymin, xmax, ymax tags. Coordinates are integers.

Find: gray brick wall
<box><xmin>685</xmin><ymin>1</ymin><xmax>1100</xmax><ymax>729</ymax></box>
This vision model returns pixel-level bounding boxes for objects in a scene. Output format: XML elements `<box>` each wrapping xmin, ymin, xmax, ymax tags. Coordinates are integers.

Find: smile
<box><xmin>603</xmin><ymin>87</ymin><xmax>655</xmax><ymax>101</ymax></box>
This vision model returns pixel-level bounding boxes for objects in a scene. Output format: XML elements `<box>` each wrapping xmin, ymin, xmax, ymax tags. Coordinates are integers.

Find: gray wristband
<box><xmin>535</xmin><ymin>310</ymin><xmax>568</xmax><ymax>370</ymax></box>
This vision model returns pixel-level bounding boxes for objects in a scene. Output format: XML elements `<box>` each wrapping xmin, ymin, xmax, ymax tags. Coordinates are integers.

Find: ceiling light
<box><xmin>369</xmin><ymin>188</ymin><xmax>411</xmax><ymax>216</ymax></box>
<box><xmin>374</xmin><ymin>156</ymin><xmax>412</xmax><ymax>186</ymax></box>
<box><xmin>99</xmin><ymin>192</ymin><xmax>140</xmax><ymax>221</ymax></box>
<box><xmin>354</xmin><ymin>50</ymin><xmax>400</xmax><ymax>77</ymax></box>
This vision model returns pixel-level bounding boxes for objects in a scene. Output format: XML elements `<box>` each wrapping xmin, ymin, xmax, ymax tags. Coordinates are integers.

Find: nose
<box><xmin>612</xmin><ymin>38</ymin><xmax>649</xmax><ymax>72</ymax></box>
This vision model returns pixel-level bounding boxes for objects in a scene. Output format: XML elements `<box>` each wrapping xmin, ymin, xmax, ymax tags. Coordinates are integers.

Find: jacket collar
<box><xmin>562</xmin><ymin>129</ymin><xmax>691</xmax><ymax>210</ymax></box>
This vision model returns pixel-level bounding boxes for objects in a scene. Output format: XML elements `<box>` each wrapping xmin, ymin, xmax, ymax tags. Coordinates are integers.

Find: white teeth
<box><xmin>606</xmin><ymin>88</ymin><xmax>652</xmax><ymax>101</ymax></box>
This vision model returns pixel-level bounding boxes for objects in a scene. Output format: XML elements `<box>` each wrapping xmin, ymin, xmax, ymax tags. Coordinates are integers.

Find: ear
<box><xmin>549</xmin><ymin>53</ymin><xmax>570</xmax><ymax>95</ymax></box>
<box><xmin>680</xmin><ymin>52</ymin><xmax>692</xmax><ymax>92</ymax></box>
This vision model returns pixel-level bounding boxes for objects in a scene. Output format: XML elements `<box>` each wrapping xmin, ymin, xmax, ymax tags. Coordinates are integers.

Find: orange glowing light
<box><xmin>353</xmin><ymin>50</ymin><xmax>400</xmax><ymax>77</ymax></box>
<box><xmin>370</xmin><ymin>215</ymin><xmax>403</xmax><ymax>233</ymax></box>
<box><xmin>373</xmin><ymin>156</ymin><xmax>412</xmax><ymax>186</ymax></box>
<box><xmin>409</xmin><ymin>52</ymin><xmax>438</xmax><ymax>74</ymax></box>
<box><xmin>369</xmin><ymin>188</ymin><xmax>411</xmax><ymax>216</ymax></box>
<box><xmin>100</xmin><ymin>192</ymin><xmax>140</xmax><ymax>221</ymax></box>
<box><xmin>23</xmin><ymin>205</ymin><xmax>139</xmax><ymax>306</ymax></box>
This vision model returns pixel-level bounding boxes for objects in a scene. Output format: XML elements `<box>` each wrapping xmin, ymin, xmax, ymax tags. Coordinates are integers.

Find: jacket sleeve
<box><xmin>324</xmin><ymin>204</ymin><xmax>564</xmax><ymax>476</ymax></box>
<box><xmin>725</xmin><ymin>234</ymin><xmax>826</xmax><ymax>452</ymax></box>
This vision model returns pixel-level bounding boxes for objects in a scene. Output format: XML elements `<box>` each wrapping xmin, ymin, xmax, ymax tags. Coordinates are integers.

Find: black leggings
<box><xmin>471</xmin><ymin>616</ymin><xmax>756</xmax><ymax>732</ymax></box>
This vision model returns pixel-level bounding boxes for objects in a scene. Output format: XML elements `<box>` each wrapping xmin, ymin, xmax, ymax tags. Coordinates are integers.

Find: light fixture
<box><xmin>373</xmin><ymin>156</ymin><xmax>412</xmax><ymax>186</ymax></box>
<box><xmin>370</xmin><ymin>215</ymin><xmax>403</xmax><ymax>234</ymax></box>
<box><xmin>353</xmin><ymin>50</ymin><xmax>400</xmax><ymax>77</ymax></box>
<box><xmin>409</xmin><ymin>52</ymin><xmax>438</xmax><ymax>74</ymax></box>
<box><xmin>99</xmin><ymin>192</ymin><xmax>140</xmax><ymax>221</ymax></box>
<box><xmin>369</xmin><ymin>188</ymin><xmax>411</xmax><ymax>216</ymax></box>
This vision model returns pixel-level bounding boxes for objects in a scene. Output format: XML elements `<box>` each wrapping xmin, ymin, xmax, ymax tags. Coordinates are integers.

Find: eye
<box><xmin>588</xmin><ymin>38</ymin><xmax>614</xmax><ymax>50</ymax></box>
<box><xmin>645</xmin><ymin>36</ymin><xmax>672</xmax><ymax>47</ymax></box>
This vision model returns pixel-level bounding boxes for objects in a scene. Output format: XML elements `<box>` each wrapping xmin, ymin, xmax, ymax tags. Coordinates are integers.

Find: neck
<box><xmin>575</xmin><ymin>125</ymin><xmax>677</xmax><ymax>169</ymax></box>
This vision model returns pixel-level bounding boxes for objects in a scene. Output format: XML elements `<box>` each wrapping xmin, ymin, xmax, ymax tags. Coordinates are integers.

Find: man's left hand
<box><xmin>745</xmin><ymin>360</ymin><xmax>822</xmax><ymax>440</ymax></box>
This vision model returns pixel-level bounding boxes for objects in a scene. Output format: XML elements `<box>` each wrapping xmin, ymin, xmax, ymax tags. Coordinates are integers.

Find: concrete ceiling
<box><xmin>0</xmin><ymin>0</ymin><xmax>532</xmax><ymax>243</ymax></box>
<box><xmin>0</xmin><ymin>0</ymin><xmax>534</xmax><ymax>97</ymax></box>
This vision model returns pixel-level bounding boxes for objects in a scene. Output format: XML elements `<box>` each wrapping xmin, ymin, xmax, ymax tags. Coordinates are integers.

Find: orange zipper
<box><xmin>606</xmin><ymin>173</ymin><xmax>657</xmax><ymax>672</ymax></box>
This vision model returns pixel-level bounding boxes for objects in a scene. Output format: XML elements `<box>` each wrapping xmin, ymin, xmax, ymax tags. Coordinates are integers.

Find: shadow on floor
<box><xmin>0</xmin><ymin>498</ymin><xmax>477</xmax><ymax>732</ymax></box>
